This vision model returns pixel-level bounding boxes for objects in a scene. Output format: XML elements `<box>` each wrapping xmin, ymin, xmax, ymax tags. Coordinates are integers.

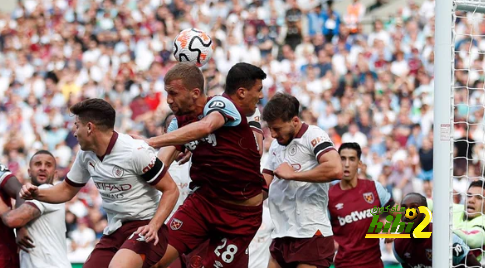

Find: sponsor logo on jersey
<box><xmin>112</xmin><ymin>166</ymin><xmax>124</xmax><ymax>178</ymax></box>
<box><xmin>363</xmin><ymin>192</ymin><xmax>375</xmax><ymax>204</ymax></box>
<box><xmin>335</xmin><ymin>203</ymin><xmax>344</xmax><ymax>210</ymax></box>
<box><xmin>185</xmin><ymin>133</ymin><xmax>217</xmax><ymax>150</ymax></box>
<box><xmin>170</xmin><ymin>218</ymin><xmax>183</xmax><ymax>230</ymax></box>
<box><xmin>338</xmin><ymin>208</ymin><xmax>374</xmax><ymax>226</ymax></box>
<box><xmin>142</xmin><ymin>156</ymin><xmax>156</xmax><ymax>173</ymax></box>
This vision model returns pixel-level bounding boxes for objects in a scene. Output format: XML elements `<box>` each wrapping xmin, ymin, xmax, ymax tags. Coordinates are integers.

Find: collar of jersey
<box><xmin>98</xmin><ymin>131</ymin><xmax>119</xmax><ymax>161</ymax></box>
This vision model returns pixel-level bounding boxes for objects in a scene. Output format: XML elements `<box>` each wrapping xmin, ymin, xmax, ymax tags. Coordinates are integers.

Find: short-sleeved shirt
<box><xmin>328</xmin><ymin>179</ymin><xmax>392</xmax><ymax>267</ymax></box>
<box><xmin>21</xmin><ymin>184</ymin><xmax>71</xmax><ymax>268</ymax></box>
<box><xmin>66</xmin><ymin>132</ymin><xmax>167</xmax><ymax>235</ymax></box>
<box><xmin>168</xmin><ymin>94</ymin><xmax>264</xmax><ymax>201</ymax></box>
<box><xmin>263</xmin><ymin>123</ymin><xmax>336</xmax><ymax>238</ymax></box>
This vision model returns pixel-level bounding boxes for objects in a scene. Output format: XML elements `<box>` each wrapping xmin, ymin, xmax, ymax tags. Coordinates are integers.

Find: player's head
<box><xmin>401</xmin><ymin>193</ymin><xmax>428</xmax><ymax>233</ymax></box>
<box><xmin>466</xmin><ymin>180</ymin><xmax>485</xmax><ymax>219</ymax></box>
<box><xmin>70</xmin><ymin>98</ymin><xmax>116</xmax><ymax>151</ymax></box>
<box><xmin>262</xmin><ymin>93</ymin><xmax>300</xmax><ymax>146</ymax></box>
<box><xmin>164</xmin><ymin>63</ymin><xmax>205</xmax><ymax>116</ymax></box>
<box><xmin>338</xmin><ymin>143</ymin><xmax>362</xmax><ymax>181</ymax></box>
<box><xmin>162</xmin><ymin>112</ymin><xmax>175</xmax><ymax>134</ymax></box>
<box><xmin>224</xmin><ymin>63</ymin><xmax>266</xmax><ymax>116</ymax></box>
<box><xmin>29</xmin><ymin>150</ymin><xmax>56</xmax><ymax>186</ymax></box>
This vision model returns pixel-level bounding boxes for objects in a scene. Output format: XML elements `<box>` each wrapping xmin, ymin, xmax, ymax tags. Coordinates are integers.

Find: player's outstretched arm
<box><xmin>147</xmin><ymin>112</ymin><xmax>225</xmax><ymax>148</ymax></box>
<box><xmin>275</xmin><ymin>150</ymin><xmax>343</xmax><ymax>182</ymax></box>
<box><xmin>1</xmin><ymin>171</ymin><xmax>26</xmax><ymax>208</ymax></box>
<box><xmin>1</xmin><ymin>202</ymin><xmax>41</xmax><ymax>228</ymax></box>
<box><xmin>20</xmin><ymin>181</ymin><xmax>81</xmax><ymax>204</ymax></box>
<box><xmin>137</xmin><ymin>172</ymin><xmax>179</xmax><ymax>245</ymax></box>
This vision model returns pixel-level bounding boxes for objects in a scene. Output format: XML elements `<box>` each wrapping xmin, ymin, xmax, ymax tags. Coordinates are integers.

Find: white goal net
<box><xmin>447</xmin><ymin>0</ymin><xmax>485</xmax><ymax>267</ymax></box>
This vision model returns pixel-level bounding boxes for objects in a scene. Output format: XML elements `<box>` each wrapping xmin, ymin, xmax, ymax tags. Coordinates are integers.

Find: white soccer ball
<box><xmin>173</xmin><ymin>28</ymin><xmax>213</xmax><ymax>67</ymax></box>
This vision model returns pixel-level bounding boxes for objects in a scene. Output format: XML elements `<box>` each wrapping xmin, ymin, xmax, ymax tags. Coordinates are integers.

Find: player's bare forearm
<box><xmin>292</xmin><ymin>150</ymin><xmax>343</xmax><ymax>182</ymax></box>
<box><xmin>3</xmin><ymin>176</ymin><xmax>25</xmax><ymax>207</ymax></box>
<box><xmin>36</xmin><ymin>181</ymin><xmax>80</xmax><ymax>203</ymax></box>
<box><xmin>2</xmin><ymin>203</ymin><xmax>41</xmax><ymax>228</ymax></box>
<box><xmin>157</xmin><ymin>146</ymin><xmax>180</xmax><ymax>166</ymax></box>
<box><xmin>152</xmin><ymin>173</ymin><xmax>179</xmax><ymax>227</ymax></box>
<box><xmin>147</xmin><ymin>112</ymin><xmax>225</xmax><ymax>148</ymax></box>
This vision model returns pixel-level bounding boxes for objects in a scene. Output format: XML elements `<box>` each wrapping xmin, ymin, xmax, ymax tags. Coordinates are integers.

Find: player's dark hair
<box><xmin>469</xmin><ymin>180</ymin><xmax>485</xmax><ymax>190</ymax></box>
<box><xmin>162</xmin><ymin>112</ymin><xmax>175</xmax><ymax>132</ymax></box>
<box><xmin>30</xmin><ymin>150</ymin><xmax>56</xmax><ymax>168</ymax></box>
<box><xmin>164</xmin><ymin>63</ymin><xmax>205</xmax><ymax>93</ymax></box>
<box><xmin>224</xmin><ymin>62</ymin><xmax>267</xmax><ymax>95</ymax></box>
<box><xmin>403</xmin><ymin>192</ymin><xmax>428</xmax><ymax>207</ymax></box>
<box><xmin>70</xmin><ymin>98</ymin><xmax>116</xmax><ymax>130</ymax></box>
<box><xmin>339</xmin><ymin>142</ymin><xmax>362</xmax><ymax>159</ymax></box>
<box><xmin>262</xmin><ymin>93</ymin><xmax>300</xmax><ymax>123</ymax></box>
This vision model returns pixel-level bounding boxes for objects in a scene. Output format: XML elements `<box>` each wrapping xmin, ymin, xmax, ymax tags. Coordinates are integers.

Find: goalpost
<box><xmin>436</xmin><ymin>0</ymin><xmax>485</xmax><ymax>267</ymax></box>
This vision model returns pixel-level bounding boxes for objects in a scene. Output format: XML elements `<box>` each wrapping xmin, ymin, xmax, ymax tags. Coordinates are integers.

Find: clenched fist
<box><xmin>20</xmin><ymin>183</ymin><xmax>39</xmax><ymax>200</ymax></box>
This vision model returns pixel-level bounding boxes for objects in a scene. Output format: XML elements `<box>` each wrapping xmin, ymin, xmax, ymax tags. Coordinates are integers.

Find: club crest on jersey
<box><xmin>170</xmin><ymin>218</ymin><xmax>183</xmax><ymax>230</ymax></box>
<box><xmin>288</xmin><ymin>144</ymin><xmax>297</xmax><ymax>156</ymax></box>
<box><xmin>209</xmin><ymin>100</ymin><xmax>225</xmax><ymax>109</ymax></box>
<box><xmin>112</xmin><ymin>166</ymin><xmax>124</xmax><ymax>178</ymax></box>
<box><xmin>188</xmin><ymin>255</ymin><xmax>203</xmax><ymax>268</ymax></box>
<box><xmin>425</xmin><ymin>249</ymin><xmax>432</xmax><ymax>261</ymax></box>
<box><xmin>363</xmin><ymin>192</ymin><xmax>374</xmax><ymax>204</ymax></box>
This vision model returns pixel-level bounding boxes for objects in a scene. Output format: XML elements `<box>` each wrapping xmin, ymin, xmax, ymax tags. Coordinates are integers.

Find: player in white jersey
<box><xmin>0</xmin><ymin>150</ymin><xmax>70</xmax><ymax>268</ymax></box>
<box><xmin>248</xmin><ymin>200</ymin><xmax>274</xmax><ymax>268</ymax></box>
<box><xmin>261</xmin><ymin>93</ymin><xmax>343</xmax><ymax>268</ymax></box>
<box><xmin>20</xmin><ymin>98</ymin><xmax>179</xmax><ymax>268</ymax></box>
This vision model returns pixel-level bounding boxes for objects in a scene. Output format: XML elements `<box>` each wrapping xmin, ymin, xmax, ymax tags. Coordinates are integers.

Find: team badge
<box><xmin>363</xmin><ymin>192</ymin><xmax>375</xmax><ymax>204</ymax></box>
<box><xmin>288</xmin><ymin>144</ymin><xmax>297</xmax><ymax>156</ymax></box>
<box><xmin>112</xmin><ymin>166</ymin><xmax>124</xmax><ymax>178</ymax></box>
<box><xmin>188</xmin><ymin>255</ymin><xmax>203</xmax><ymax>268</ymax></box>
<box><xmin>426</xmin><ymin>248</ymin><xmax>432</xmax><ymax>261</ymax></box>
<box><xmin>170</xmin><ymin>218</ymin><xmax>183</xmax><ymax>230</ymax></box>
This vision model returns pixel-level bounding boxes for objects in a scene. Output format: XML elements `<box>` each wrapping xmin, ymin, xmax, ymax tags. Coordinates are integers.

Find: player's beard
<box><xmin>278</xmin><ymin>127</ymin><xmax>296</xmax><ymax>146</ymax></box>
<box><xmin>30</xmin><ymin>174</ymin><xmax>54</xmax><ymax>186</ymax></box>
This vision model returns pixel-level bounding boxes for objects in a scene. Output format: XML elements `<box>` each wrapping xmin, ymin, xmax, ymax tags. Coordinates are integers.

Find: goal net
<box><xmin>445</xmin><ymin>0</ymin><xmax>485</xmax><ymax>267</ymax></box>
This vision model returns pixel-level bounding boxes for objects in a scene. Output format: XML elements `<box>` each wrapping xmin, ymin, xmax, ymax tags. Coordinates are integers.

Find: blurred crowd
<box><xmin>0</xmin><ymin>0</ymin><xmax>482</xmax><ymax>263</ymax></box>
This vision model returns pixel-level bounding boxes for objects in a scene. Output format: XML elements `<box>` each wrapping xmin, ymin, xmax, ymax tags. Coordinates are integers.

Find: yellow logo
<box><xmin>405</xmin><ymin>208</ymin><xmax>418</xmax><ymax>220</ymax></box>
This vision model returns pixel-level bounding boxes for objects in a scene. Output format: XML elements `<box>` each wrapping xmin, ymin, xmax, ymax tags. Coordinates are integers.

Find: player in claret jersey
<box><xmin>328</xmin><ymin>142</ymin><xmax>393</xmax><ymax>268</ymax></box>
<box><xmin>393</xmin><ymin>193</ymin><xmax>481</xmax><ymax>268</ymax></box>
<box><xmin>0</xmin><ymin>165</ymin><xmax>26</xmax><ymax>268</ymax></box>
<box><xmin>147</xmin><ymin>62</ymin><xmax>267</xmax><ymax>268</ymax></box>
<box><xmin>20</xmin><ymin>98</ymin><xmax>179</xmax><ymax>268</ymax></box>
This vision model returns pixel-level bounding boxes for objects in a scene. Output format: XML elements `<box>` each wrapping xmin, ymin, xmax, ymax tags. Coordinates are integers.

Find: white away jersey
<box><xmin>249</xmin><ymin>201</ymin><xmax>274</xmax><ymax>268</ymax></box>
<box><xmin>263</xmin><ymin>123</ymin><xmax>335</xmax><ymax>238</ymax></box>
<box><xmin>66</xmin><ymin>132</ymin><xmax>167</xmax><ymax>235</ymax></box>
<box><xmin>165</xmin><ymin>160</ymin><xmax>191</xmax><ymax>224</ymax></box>
<box><xmin>21</xmin><ymin>184</ymin><xmax>70</xmax><ymax>268</ymax></box>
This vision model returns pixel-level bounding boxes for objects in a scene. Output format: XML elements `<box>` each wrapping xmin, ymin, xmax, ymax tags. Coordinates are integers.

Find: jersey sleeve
<box><xmin>66</xmin><ymin>152</ymin><xmax>90</xmax><ymax>187</ymax></box>
<box><xmin>374</xmin><ymin>181</ymin><xmax>393</xmax><ymax>207</ymax></box>
<box><xmin>306</xmin><ymin>127</ymin><xmax>336</xmax><ymax>160</ymax></box>
<box><xmin>166</xmin><ymin>117</ymin><xmax>184</xmax><ymax>152</ymax></box>
<box><xmin>167</xmin><ymin>117</ymin><xmax>178</xmax><ymax>133</ymax></box>
<box><xmin>262</xmin><ymin>142</ymin><xmax>276</xmax><ymax>176</ymax></box>
<box><xmin>203</xmin><ymin>96</ymin><xmax>241</xmax><ymax>127</ymax></box>
<box><xmin>26</xmin><ymin>185</ymin><xmax>62</xmax><ymax>214</ymax></box>
<box><xmin>452</xmin><ymin>233</ymin><xmax>471</xmax><ymax>265</ymax></box>
<box><xmin>132</xmin><ymin>145</ymin><xmax>168</xmax><ymax>186</ymax></box>
<box><xmin>247</xmin><ymin>108</ymin><xmax>262</xmax><ymax>134</ymax></box>
<box><xmin>0</xmin><ymin>165</ymin><xmax>15</xmax><ymax>188</ymax></box>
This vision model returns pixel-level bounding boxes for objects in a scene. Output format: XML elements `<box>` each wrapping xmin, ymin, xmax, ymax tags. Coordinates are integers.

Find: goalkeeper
<box><xmin>429</xmin><ymin>180</ymin><xmax>485</xmax><ymax>264</ymax></box>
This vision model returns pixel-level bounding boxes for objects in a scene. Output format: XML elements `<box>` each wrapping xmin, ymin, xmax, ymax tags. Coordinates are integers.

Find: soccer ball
<box><xmin>173</xmin><ymin>28</ymin><xmax>213</xmax><ymax>67</ymax></box>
